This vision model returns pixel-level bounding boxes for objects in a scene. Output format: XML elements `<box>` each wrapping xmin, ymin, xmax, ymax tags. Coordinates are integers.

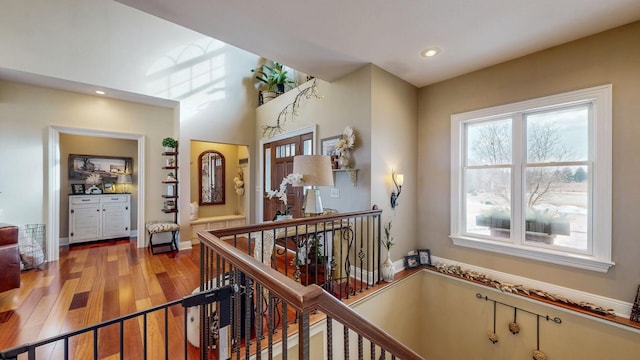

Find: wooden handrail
<box><xmin>208</xmin><ymin>208</ymin><xmax>382</xmax><ymax>238</ymax></box>
<box><xmin>198</xmin><ymin>229</ymin><xmax>423</xmax><ymax>359</ymax></box>
<box><xmin>199</xmin><ymin>230</ymin><xmax>324</xmax><ymax>313</ymax></box>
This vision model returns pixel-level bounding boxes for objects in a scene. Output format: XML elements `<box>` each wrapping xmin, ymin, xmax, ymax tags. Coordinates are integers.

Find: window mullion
<box><xmin>512</xmin><ymin>114</ymin><xmax>525</xmax><ymax>245</ymax></box>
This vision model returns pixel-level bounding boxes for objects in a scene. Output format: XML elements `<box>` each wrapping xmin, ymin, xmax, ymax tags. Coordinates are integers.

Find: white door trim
<box><xmin>257</xmin><ymin>125</ymin><xmax>317</xmax><ymax>222</ymax></box>
<box><xmin>48</xmin><ymin>126</ymin><xmax>146</xmax><ymax>261</ymax></box>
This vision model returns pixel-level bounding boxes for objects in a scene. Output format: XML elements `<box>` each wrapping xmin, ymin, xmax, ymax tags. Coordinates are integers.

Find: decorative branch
<box><xmin>262</xmin><ymin>79</ymin><xmax>323</xmax><ymax>138</ymax></box>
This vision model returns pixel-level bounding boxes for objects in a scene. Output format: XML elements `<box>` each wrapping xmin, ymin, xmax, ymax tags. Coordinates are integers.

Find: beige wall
<box><xmin>419</xmin><ymin>271</ymin><xmax>640</xmax><ymax>360</ymax></box>
<box><xmin>0</xmin><ymin>80</ymin><xmax>176</xmax><ymax>237</ymax></box>
<box><xmin>255</xmin><ymin>68</ymin><xmax>373</xmax><ymax>214</ymax></box>
<box><xmin>60</xmin><ymin>134</ymin><xmax>138</xmax><ymax>236</ymax></box>
<box><xmin>255</xmin><ymin>65</ymin><xmax>419</xmax><ymax>257</ymax></box>
<box><xmin>418</xmin><ymin>21</ymin><xmax>640</xmax><ymax>301</ymax></box>
<box><xmin>355</xmin><ymin>271</ymin><xmax>640</xmax><ymax>359</ymax></box>
<box><xmin>371</xmin><ymin>66</ymin><xmax>419</xmax><ymax>259</ymax></box>
<box><xmin>351</xmin><ymin>273</ymin><xmax>424</xmax><ymax>356</ymax></box>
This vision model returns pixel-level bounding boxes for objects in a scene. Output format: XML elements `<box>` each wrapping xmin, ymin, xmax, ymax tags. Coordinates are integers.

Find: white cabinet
<box><xmin>69</xmin><ymin>194</ymin><xmax>130</xmax><ymax>244</ymax></box>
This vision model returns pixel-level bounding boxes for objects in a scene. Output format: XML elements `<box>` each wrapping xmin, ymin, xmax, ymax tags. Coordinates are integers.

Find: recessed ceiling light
<box><xmin>421</xmin><ymin>47</ymin><xmax>440</xmax><ymax>58</ymax></box>
<box><xmin>95</xmin><ymin>90</ymin><xmax>105</xmax><ymax>95</ymax></box>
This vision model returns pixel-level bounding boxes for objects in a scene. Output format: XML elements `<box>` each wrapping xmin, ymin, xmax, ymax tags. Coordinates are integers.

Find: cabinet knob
<box><xmin>125</xmin><ymin>206</ymin><xmax>129</xmax><ymax>210</ymax></box>
<box><xmin>70</xmin><ymin>209</ymin><xmax>74</xmax><ymax>214</ymax></box>
<box><xmin>97</xmin><ymin>209</ymin><xmax>101</xmax><ymax>212</ymax></box>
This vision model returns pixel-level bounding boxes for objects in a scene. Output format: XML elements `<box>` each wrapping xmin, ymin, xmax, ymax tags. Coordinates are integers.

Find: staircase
<box><xmin>0</xmin><ymin>208</ymin><xmax>423</xmax><ymax>359</ymax></box>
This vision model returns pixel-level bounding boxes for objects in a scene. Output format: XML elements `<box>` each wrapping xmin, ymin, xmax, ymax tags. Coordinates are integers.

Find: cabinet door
<box><xmin>70</xmin><ymin>204</ymin><xmax>101</xmax><ymax>243</ymax></box>
<box><xmin>102</xmin><ymin>202</ymin><xmax>130</xmax><ymax>238</ymax></box>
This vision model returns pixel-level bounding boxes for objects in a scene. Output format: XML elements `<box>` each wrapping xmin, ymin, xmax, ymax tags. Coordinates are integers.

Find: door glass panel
<box><xmin>265</xmin><ymin>148</ymin><xmax>271</xmax><ymax>191</ymax></box>
<box><xmin>303</xmin><ymin>139</ymin><xmax>312</xmax><ymax>155</ymax></box>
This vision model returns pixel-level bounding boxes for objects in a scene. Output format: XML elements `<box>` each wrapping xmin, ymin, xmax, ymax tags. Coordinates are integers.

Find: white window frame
<box><xmin>450</xmin><ymin>85</ymin><xmax>614</xmax><ymax>272</ymax></box>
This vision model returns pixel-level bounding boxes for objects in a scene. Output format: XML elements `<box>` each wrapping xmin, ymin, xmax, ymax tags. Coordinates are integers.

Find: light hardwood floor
<box><xmin>0</xmin><ymin>238</ymin><xmax>202</xmax><ymax>359</ymax></box>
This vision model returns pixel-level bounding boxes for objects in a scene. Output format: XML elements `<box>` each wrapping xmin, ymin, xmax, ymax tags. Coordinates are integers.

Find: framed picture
<box><xmin>417</xmin><ymin>249</ymin><xmax>432</xmax><ymax>266</ymax></box>
<box><xmin>321</xmin><ymin>136</ymin><xmax>342</xmax><ymax>169</ymax></box>
<box><xmin>321</xmin><ymin>136</ymin><xmax>341</xmax><ymax>156</ymax></box>
<box><xmin>69</xmin><ymin>154</ymin><xmax>132</xmax><ymax>180</ymax></box>
<box><xmin>71</xmin><ymin>183</ymin><xmax>85</xmax><ymax>195</ymax></box>
<box><xmin>404</xmin><ymin>254</ymin><xmax>420</xmax><ymax>270</ymax></box>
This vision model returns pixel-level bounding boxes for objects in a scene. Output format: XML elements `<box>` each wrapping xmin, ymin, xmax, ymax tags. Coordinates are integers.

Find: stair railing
<box><xmin>198</xmin><ymin>209</ymin><xmax>423</xmax><ymax>359</ymax></box>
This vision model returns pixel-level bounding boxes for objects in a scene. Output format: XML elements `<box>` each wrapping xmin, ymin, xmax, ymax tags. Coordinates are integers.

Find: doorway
<box><xmin>47</xmin><ymin>126</ymin><xmax>146</xmax><ymax>261</ymax></box>
<box><xmin>260</xmin><ymin>126</ymin><xmax>316</xmax><ymax>221</ymax></box>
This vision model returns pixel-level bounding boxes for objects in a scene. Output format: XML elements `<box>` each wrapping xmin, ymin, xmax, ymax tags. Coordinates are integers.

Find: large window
<box><xmin>450</xmin><ymin>85</ymin><xmax>613</xmax><ymax>272</ymax></box>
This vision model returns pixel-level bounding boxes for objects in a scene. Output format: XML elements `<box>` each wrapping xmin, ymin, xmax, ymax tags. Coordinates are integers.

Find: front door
<box><xmin>263</xmin><ymin>133</ymin><xmax>313</xmax><ymax>221</ymax></box>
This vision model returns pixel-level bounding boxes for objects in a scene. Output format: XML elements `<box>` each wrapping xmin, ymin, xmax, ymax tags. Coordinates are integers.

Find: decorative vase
<box><xmin>275</xmin><ymin>214</ymin><xmax>293</xmax><ymax>221</ymax></box>
<box><xmin>381</xmin><ymin>250</ymin><xmax>394</xmax><ymax>283</ymax></box>
<box><xmin>339</xmin><ymin>153</ymin><xmax>350</xmax><ymax>169</ymax></box>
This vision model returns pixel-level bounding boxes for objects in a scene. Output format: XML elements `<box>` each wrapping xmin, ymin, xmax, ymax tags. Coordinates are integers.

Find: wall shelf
<box><xmin>161</xmin><ymin>147</ymin><xmax>179</xmax><ymax>222</ymax></box>
<box><xmin>332</xmin><ymin>168</ymin><xmax>358</xmax><ymax>187</ymax></box>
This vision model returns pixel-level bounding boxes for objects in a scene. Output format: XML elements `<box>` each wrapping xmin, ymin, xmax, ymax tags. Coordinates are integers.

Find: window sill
<box><xmin>449</xmin><ymin>234</ymin><xmax>615</xmax><ymax>273</ymax></box>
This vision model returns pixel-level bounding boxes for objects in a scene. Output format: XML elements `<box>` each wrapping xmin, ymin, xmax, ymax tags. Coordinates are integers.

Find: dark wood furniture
<box><xmin>0</xmin><ymin>223</ymin><xmax>20</xmax><ymax>292</ymax></box>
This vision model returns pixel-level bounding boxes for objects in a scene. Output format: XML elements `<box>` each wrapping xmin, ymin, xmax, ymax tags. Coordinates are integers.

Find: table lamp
<box><xmin>292</xmin><ymin>155</ymin><xmax>334</xmax><ymax>215</ymax></box>
<box><xmin>117</xmin><ymin>174</ymin><xmax>132</xmax><ymax>193</ymax></box>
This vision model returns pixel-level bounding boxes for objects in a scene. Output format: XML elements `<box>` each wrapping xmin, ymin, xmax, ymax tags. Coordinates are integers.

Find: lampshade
<box><xmin>117</xmin><ymin>174</ymin><xmax>132</xmax><ymax>184</ymax></box>
<box><xmin>292</xmin><ymin>155</ymin><xmax>334</xmax><ymax>187</ymax></box>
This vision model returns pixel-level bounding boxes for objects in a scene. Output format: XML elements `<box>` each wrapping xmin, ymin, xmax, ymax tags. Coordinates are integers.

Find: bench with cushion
<box><xmin>145</xmin><ymin>221</ymin><xmax>179</xmax><ymax>254</ymax></box>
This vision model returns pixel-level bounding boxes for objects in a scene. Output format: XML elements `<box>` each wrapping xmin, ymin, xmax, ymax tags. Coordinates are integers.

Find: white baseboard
<box><xmin>430</xmin><ymin>255</ymin><xmax>633</xmax><ymax>320</ymax></box>
<box><xmin>179</xmin><ymin>240</ymin><xmax>193</xmax><ymax>251</ymax></box>
<box><xmin>60</xmin><ymin>237</ymin><xmax>69</xmax><ymax>246</ymax></box>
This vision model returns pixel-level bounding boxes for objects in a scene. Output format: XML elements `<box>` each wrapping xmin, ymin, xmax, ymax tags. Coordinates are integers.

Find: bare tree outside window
<box><xmin>466</xmin><ymin>106</ymin><xmax>589</xmax><ymax>249</ymax></box>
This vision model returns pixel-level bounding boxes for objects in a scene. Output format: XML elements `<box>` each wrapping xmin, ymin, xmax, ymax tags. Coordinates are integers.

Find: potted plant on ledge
<box><xmin>297</xmin><ymin>234</ymin><xmax>326</xmax><ymax>286</ymax></box>
<box><xmin>251</xmin><ymin>62</ymin><xmax>295</xmax><ymax>104</ymax></box>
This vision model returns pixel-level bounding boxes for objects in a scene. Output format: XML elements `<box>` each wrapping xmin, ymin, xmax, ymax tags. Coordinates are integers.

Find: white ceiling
<box><xmin>115</xmin><ymin>0</ymin><xmax>640</xmax><ymax>88</ymax></box>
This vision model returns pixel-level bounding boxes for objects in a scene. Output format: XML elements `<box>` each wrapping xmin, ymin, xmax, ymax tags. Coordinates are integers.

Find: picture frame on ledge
<box><xmin>417</xmin><ymin>249</ymin><xmax>432</xmax><ymax>266</ymax></box>
<box><xmin>404</xmin><ymin>254</ymin><xmax>420</xmax><ymax>270</ymax></box>
<box><xmin>71</xmin><ymin>183</ymin><xmax>85</xmax><ymax>195</ymax></box>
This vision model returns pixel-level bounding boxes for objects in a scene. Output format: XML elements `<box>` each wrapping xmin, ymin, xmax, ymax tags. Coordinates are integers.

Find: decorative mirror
<box><xmin>199</xmin><ymin>150</ymin><xmax>225</xmax><ymax>205</ymax></box>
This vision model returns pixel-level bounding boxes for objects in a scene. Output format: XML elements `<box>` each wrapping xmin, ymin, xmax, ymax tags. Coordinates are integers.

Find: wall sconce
<box><xmin>390</xmin><ymin>170</ymin><xmax>404</xmax><ymax>209</ymax></box>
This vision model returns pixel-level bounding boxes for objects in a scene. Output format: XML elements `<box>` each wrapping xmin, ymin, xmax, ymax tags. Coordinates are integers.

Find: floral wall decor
<box><xmin>335</xmin><ymin>126</ymin><xmax>356</xmax><ymax>169</ymax></box>
<box><xmin>233</xmin><ymin>168</ymin><xmax>245</xmax><ymax>196</ymax></box>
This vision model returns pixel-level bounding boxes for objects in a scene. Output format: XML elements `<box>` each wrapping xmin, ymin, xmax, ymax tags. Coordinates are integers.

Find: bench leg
<box><xmin>148</xmin><ymin>230</ymin><xmax>179</xmax><ymax>255</ymax></box>
<box><xmin>170</xmin><ymin>230</ymin><xmax>178</xmax><ymax>251</ymax></box>
<box><xmin>149</xmin><ymin>232</ymin><xmax>157</xmax><ymax>254</ymax></box>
